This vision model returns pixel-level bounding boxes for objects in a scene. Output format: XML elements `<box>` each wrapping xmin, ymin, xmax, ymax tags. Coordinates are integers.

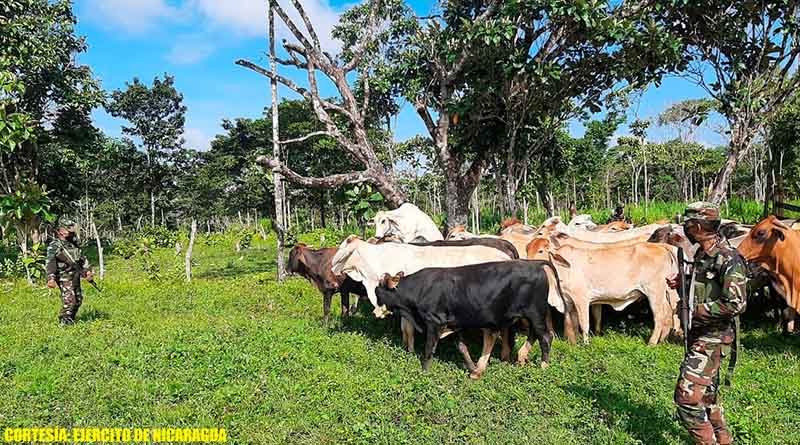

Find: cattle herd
<box><xmin>287</xmin><ymin>203</ymin><xmax>800</xmax><ymax>379</ymax></box>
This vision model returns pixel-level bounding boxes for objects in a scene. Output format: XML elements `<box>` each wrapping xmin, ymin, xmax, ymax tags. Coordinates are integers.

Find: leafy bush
<box><xmin>109</xmin><ymin>237</ymin><xmax>140</xmax><ymax>259</ymax></box>
<box><xmin>137</xmin><ymin>225</ymin><xmax>178</xmax><ymax>248</ymax></box>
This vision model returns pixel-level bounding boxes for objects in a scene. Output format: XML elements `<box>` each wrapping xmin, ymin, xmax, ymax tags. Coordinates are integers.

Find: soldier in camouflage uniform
<box><xmin>46</xmin><ymin>218</ymin><xmax>94</xmax><ymax>325</ymax></box>
<box><xmin>667</xmin><ymin>202</ymin><xmax>748</xmax><ymax>445</ymax></box>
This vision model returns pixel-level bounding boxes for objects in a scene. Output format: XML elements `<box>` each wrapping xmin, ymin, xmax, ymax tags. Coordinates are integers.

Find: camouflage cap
<box><xmin>684</xmin><ymin>201</ymin><xmax>720</xmax><ymax>222</ymax></box>
<box><xmin>57</xmin><ymin>217</ymin><xmax>77</xmax><ymax>230</ymax></box>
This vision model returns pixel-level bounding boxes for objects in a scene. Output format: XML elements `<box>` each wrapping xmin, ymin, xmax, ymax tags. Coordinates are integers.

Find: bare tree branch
<box><xmin>256</xmin><ymin>156</ymin><xmax>372</xmax><ymax>187</ymax></box>
<box><xmin>278</xmin><ymin>131</ymin><xmax>332</xmax><ymax>145</ymax></box>
<box><xmin>291</xmin><ymin>0</ymin><xmax>322</xmax><ymax>50</ymax></box>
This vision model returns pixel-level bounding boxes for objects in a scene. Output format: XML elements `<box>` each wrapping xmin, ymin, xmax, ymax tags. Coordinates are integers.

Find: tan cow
<box><xmin>498</xmin><ymin>218</ymin><xmax>538</xmax><ymax>258</ymax></box>
<box><xmin>527</xmin><ymin>235</ymin><xmax>679</xmax><ymax>345</ymax></box>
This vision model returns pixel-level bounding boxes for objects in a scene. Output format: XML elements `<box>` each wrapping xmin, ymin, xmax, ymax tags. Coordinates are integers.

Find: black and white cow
<box><xmin>375</xmin><ymin>260</ymin><xmax>573</xmax><ymax>379</ymax></box>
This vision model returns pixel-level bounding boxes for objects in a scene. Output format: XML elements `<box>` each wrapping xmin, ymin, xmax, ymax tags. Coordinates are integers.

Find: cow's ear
<box><xmin>551</xmin><ymin>253</ymin><xmax>571</xmax><ymax>268</ymax></box>
<box><xmin>775</xmin><ymin>228</ymin><xmax>786</xmax><ymax>241</ymax></box>
<box><xmin>380</xmin><ymin>273</ymin><xmax>392</xmax><ymax>287</ymax></box>
<box><xmin>549</xmin><ymin>235</ymin><xmax>562</xmax><ymax>249</ymax></box>
<box><xmin>386</xmin><ymin>272</ymin><xmax>403</xmax><ymax>289</ymax></box>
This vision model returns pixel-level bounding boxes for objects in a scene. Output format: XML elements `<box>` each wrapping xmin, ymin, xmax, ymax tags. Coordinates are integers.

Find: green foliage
<box><xmin>137</xmin><ymin>225</ymin><xmax>178</xmax><ymax>249</ymax></box>
<box><xmin>0</xmin><ymin>180</ymin><xmax>54</xmax><ymax>234</ymax></box>
<box><xmin>343</xmin><ymin>184</ymin><xmax>384</xmax><ymax>225</ymax></box>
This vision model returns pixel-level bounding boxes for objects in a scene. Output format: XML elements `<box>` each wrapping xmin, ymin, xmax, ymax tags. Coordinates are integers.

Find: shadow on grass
<box><xmin>333</xmin><ymin>306</ymin><xmax>539</xmax><ymax>373</ymax></box>
<box><xmin>77</xmin><ymin>308</ymin><xmax>110</xmax><ymax>322</ymax></box>
<box><xmin>565</xmin><ymin>383</ymin><xmax>685</xmax><ymax>445</ymax></box>
<box><xmin>740</xmin><ymin>329</ymin><xmax>800</xmax><ymax>354</ymax></box>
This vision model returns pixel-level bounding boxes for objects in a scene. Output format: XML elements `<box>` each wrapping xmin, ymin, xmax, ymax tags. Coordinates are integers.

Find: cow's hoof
<box><xmin>468</xmin><ymin>371</ymin><xmax>483</xmax><ymax>380</ymax></box>
<box><xmin>540</xmin><ymin>361</ymin><xmax>549</xmax><ymax>369</ymax></box>
<box><xmin>516</xmin><ymin>358</ymin><xmax>529</xmax><ymax>366</ymax></box>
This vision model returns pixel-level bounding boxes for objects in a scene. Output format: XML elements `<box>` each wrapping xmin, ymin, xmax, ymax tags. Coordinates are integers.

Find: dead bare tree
<box><xmin>236</xmin><ymin>0</ymin><xmax>404</xmax><ymax>208</ymax></box>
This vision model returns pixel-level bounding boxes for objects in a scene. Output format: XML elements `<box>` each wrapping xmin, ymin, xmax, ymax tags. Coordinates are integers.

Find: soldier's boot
<box><xmin>687</xmin><ymin>422</ymin><xmax>718</xmax><ymax>445</ymax></box>
<box><xmin>708</xmin><ymin>405</ymin><xmax>732</xmax><ymax>445</ymax></box>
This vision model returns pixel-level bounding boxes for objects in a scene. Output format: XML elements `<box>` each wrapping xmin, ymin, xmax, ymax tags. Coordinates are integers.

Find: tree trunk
<box><xmin>536</xmin><ymin>182</ymin><xmax>555</xmax><ymax>217</ymax></box>
<box><xmin>445</xmin><ymin>175</ymin><xmax>471</xmax><ymax>230</ymax></box>
<box><xmin>185</xmin><ymin>218</ymin><xmax>197</xmax><ymax>282</ymax></box>
<box><xmin>269</xmin><ymin>2</ymin><xmax>287</xmax><ymax>282</ymax></box>
<box><xmin>150</xmin><ymin>191</ymin><xmax>156</xmax><ymax>226</ymax></box>
<box><xmin>319</xmin><ymin>191</ymin><xmax>327</xmax><ymax>228</ymax></box>
<box><xmin>709</xmin><ymin>126</ymin><xmax>753</xmax><ymax>204</ymax></box>
<box><xmin>92</xmin><ymin>221</ymin><xmax>104</xmax><ymax>280</ymax></box>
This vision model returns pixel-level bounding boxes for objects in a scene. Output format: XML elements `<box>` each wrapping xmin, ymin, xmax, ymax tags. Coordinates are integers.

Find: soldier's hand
<box><xmin>666</xmin><ymin>273</ymin><xmax>679</xmax><ymax>290</ymax></box>
<box><xmin>47</xmin><ymin>279</ymin><xmax>58</xmax><ymax>289</ymax></box>
<box><xmin>85</xmin><ymin>271</ymin><xmax>94</xmax><ymax>282</ymax></box>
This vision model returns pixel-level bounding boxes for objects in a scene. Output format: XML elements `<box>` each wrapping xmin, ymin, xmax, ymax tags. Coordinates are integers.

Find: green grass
<box><xmin>1</xmin><ymin>238</ymin><xmax>799</xmax><ymax>444</ymax></box>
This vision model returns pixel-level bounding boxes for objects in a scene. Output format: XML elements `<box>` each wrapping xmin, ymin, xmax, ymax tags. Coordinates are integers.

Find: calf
<box><xmin>287</xmin><ymin>244</ymin><xmax>367</xmax><ymax>323</ymax></box>
<box><xmin>375</xmin><ymin>260</ymin><xmax>570</xmax><ymax>379</ymax></box>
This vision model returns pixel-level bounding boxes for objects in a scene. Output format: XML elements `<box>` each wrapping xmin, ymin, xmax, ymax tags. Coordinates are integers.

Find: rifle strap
<box><xmin>724</xmin><ymin>315</ymin><xmax>740</xmax><ymax>387</ymax></box>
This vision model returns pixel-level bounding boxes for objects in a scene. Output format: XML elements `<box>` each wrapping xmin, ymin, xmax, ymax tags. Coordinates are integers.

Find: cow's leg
<box><xmin>591</xmin><ymin>304</ymin><xmax>603</xmax><ymax>335</ymax></box>
<box><xmin>563</xmin><ymin>308</ymin><xmax>577</xmax><ymax>345</ymax></box>
<box><xmin>470</xmin><ymin>329</ymin><xmax>498</xmax><ymax>380</ymax></box>
<box><xmin>784</xmin><ymin>307</ymin><xmax>797</xmax><ymax>334</ymax></box>
<box><xmin>322</xmin><ymin>291</ymin><xmax>333</xmax><ymax>324</ymax></box>
<box><xmin>456</xmin><ymin>333</ymin><xmax>478</xmax><ymax>373</ymax></box>
<box><xmin>529</xmin><ymin>311</ymin><xmax>553</xmax><ymax>368</ymax></box>
<box><xmin>340</xmin><ymin>291</ymin><xmax>350</xmax><ymax>318</ymax></box>
<box><xmin>401</xmin><ymin>318</ymin><xmax>415</xmax><ymax>353</ymax></box>
<box><xmin>421</xmin><ymin>323</ymin><xmax>440</xmax><ymax>371</ymax></box>
<box><xmin>500</xmin><ymin>326</ymin><xmax>515</xmax><ymax>362</ymax></box>
<box><xmin>644</xmin><ymin>287</ymin><xmax>672</xmax><ymax>345</ymax></box>
<box><xmin>577</xmin><ymin>303</ymin><xmax>591</xmax><ymax>345</ymax></box>
<box><xmin>545</xmin><ymin>309</ymin><xmax>555</xmax><ymax>339</ymax></box>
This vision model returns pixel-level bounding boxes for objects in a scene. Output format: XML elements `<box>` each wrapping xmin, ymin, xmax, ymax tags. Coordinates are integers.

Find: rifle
<box><xmin>87</xmin><ymin>279</ymin><xmax>102</xmax><ymax>293</ymax></box>
<box><xmin>676</xmin><ymin>248</ymin><xmax>692</xmax><ymax>352</ymax></box>
<box><xmin>58</xmin><ymin>242</ymin><xmax>101</xmax><ymax>293</ymax></box>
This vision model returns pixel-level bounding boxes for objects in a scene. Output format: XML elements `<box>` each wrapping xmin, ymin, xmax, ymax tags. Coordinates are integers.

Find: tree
<box><xmin>106</xmin><ymin>75</ymin><xmax>187</xmax><ymax>225</ymax></box>
<box><xmin>397</xmin><ymin>0</ymin><xmax>683</xmax><ymax>223</ymax></box>
<box><xmin>657</xmin><ymin>0</ymin><xmax>800</xmax><ymax>203</ymax></box>
<box><xmin>237</xmin><ymin>0</ymin><xmax>412</xmax><ymax>208</ymax></box>
<box><xmin>0</xmin><ymin>0</ymin><xmax>101</xmax><ymax>251</ymax></box>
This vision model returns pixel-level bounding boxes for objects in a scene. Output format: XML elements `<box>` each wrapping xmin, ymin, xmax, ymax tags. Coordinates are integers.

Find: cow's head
<box><xmin>603</xmin><ymin>221</ymin><xmax>632</xmax><ymax>232</ymax></box>
<box><xmin>526</xmin><ymin>235</ymin><xmax>571</xmax><ymax>267</ymax></box>
<box><xmin>446</xmin><ymin>225</ymin><xmax>469</xmax><ymax>240</ymax></box>
<box><xmin>374</xmin><ymin>211</ymin><xmax>400</xmax><ymax>239</ymax></box>
<box><xmin>568</xmin><ymin>214</ymin><xmax>597</xmax><ymax>231</ymax></box>
<box><xmin>286</xmin><ymin>243</ymin><xmax>308</xmax><ymax>274</ymax></box>
<box><xmin>737</xmin><ymin>215</ymin><xmax>791</xmax><ymax>263</ymax></box>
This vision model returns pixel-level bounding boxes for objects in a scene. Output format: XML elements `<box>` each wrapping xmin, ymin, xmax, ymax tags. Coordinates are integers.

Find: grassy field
<box><xmin>1</xmin><ymin>236</ymin><xmax>799</xmax><ymax>445</ymax></box>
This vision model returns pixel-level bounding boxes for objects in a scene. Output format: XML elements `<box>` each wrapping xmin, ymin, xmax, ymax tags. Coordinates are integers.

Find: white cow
<box><xmin>373</xmin><ymin>203</ymin><xmax>443</xmax><ymax>243</ymax></box>
<box><xmin>568</xmin><ymin>214</ymin><xmax>598</xmax><ymax>231</ymax></box>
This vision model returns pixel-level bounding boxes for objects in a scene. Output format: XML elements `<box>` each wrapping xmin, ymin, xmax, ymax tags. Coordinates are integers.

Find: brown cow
<box><xmin>287</xmin><ymin>244</ymin><xmax>367</xmax><ymax>323</ymax></box>
<box><xmin>737</xmin><ymin>216</ymin><xmax>800</xmax><ymax>331</ymax></box>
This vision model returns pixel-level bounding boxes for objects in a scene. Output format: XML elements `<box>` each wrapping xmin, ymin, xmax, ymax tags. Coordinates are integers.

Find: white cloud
<box><xmin>184</xmin><ymin>127</ymin><xmax>212</xmax><ymax>151</ymax></box>
<box><xmin>81</xmin><ymin>0</ymin><xmax>180</xmax><ymax>34</ymax></box>
<box><xmin>166</xmin><ymin>35</ymin><xmax>216</xmax><ymax>65</ymax></box>
<box><xmin>191</xmin><ymin>0</ymin><xmax>343</xmax><ymax>53</ymax></box>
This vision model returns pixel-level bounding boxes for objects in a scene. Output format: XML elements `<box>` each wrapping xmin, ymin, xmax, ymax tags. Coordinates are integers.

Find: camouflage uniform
<box><xmin>46</xmin><ymin>220</ymin><xmax>91</xmax><ymax>325</ymax></box>
<box><xmin>674</xmin><ymin>203</ymin><xmax>748</xmax><ymax>445</ymax></box>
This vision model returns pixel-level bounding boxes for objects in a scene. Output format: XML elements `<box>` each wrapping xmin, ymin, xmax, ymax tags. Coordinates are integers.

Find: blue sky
<box><xmin>74</xmin><ymin>0</ymin><xmax>726</xmax><ymax>152</ymax></box>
